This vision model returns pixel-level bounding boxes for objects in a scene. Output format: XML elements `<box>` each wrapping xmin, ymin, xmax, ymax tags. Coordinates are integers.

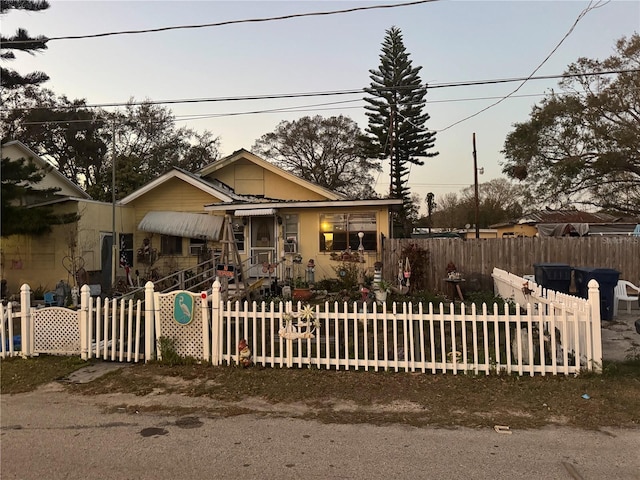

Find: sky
<box><xmin>3</xmin><ymin>0</ymin><xmax>639</xmax><ymax>209</ymax></box>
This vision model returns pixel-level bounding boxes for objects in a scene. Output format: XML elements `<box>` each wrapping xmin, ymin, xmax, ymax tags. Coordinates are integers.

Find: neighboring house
<box><xmin>119</xmin><ymin>149</ymin><xmax>402</xmax><ymax>287</ymax></box>
<box><xmin>1</xmin><ymin>140</ymin><xmax>134</xmax><ymax>297</ymax></box>
<box><xmin>454</xmin><ymin>228</ymin><xmax>498</xmax><ymax>239</ymax></box>
<box><xmin>491</xmin><ymin>209</ymin><xmax>640</xmax><ymax>238</ymax></box>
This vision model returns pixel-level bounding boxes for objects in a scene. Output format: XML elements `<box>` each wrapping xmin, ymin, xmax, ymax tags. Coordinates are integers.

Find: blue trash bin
<box><xmin>533</xmin><ymin>263</ymin><xmax>571</xmax><ymax>294</ymax></box>
<box><xmin>572</xmin><ymin>267</ymin><xmax>620</xmax><ymax>320</ymax></box>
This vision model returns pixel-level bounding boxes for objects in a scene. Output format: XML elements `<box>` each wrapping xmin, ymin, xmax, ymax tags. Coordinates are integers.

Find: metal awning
<box><xmin>138</xmin><ymin>211</ymin><xmax>224</xmax><ymax>239</ymax></box>
<box><xmin>233</xmin><ymin>208</ymin><xmax>277</xmax><ymax>217</ymax></box>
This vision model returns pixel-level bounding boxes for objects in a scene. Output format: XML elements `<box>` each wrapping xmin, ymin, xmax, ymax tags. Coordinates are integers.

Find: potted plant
<box><xmin>292</xmin><ymin>277</ymin><xmax>313</xmax><ymax>301</ymax></box>
<box><xmin>374</xmin><ymin>279</ymin><xmax>392</xmax><ymax>303</ymax></box>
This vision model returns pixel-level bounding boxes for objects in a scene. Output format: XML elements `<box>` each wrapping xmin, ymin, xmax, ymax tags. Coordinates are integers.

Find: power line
<box><xmin>6</xmin><ymin>68</ymin><xmax>635</xmax><ymax>115</ymax></box>
<box><xmin>1</xmin><ymin>0</ymin><xmax>439</xmax><ymax>46</ymax></box>
<box><xmin>438</xmin><ymin>0</ymin><xmax>611</xmax><ymax>132</ymax></box>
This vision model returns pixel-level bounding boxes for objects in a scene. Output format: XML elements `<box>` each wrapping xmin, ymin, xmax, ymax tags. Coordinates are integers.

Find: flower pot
<box><xmin>375</xmin><ymin>290</ymin><xmax>388</xmax><ymax>303</ymax></box>
<box><xmin>293</xmin><ymin>288</ymin><xmax>313</xmax><ymax>301</ymax></box>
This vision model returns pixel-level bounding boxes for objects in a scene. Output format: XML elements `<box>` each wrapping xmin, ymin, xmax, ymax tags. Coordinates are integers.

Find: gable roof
<box><xmin>198</xmin><ymin>148</ymin><xmax>347</xmax><ymax>201</ymax></box>
<box><xmin>118</xmin><ymin>167</ymin><xmax>241</xmax><ymax>205</ymax></box>
<box><xmin>2</xmin><ymin>140</ymin><xmax>91</xmax><ymax>200</ymax></box>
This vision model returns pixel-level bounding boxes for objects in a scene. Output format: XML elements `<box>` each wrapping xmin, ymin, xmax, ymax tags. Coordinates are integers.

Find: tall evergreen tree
<box><xmin>364</xmin><ymin>26</ymin><xmax>438</xmax><ymax>236</ymax></box>
<box><xmin>1</xmin><ymin>156</ymin><xmax>78</xmax><ymax>236</ymax></box>
<box><xmin>0</xmin><ymin>0</ymin><xmax>50</xmax><ymax>90</ymax></box>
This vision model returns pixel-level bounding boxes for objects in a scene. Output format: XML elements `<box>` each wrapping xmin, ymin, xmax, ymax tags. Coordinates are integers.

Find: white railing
<box><xmin>491</xmin><ymin>267</ymin><xmax>602</xmax><ymax>368</ymax></box>
<box><xmin>1</xmin><ymin>276</ymin><xmax>604</xmax><ymax>375</ymax></box>
<box><xmin>1</xmin><ymin>284</ymin><xmax>149</xmax><ymax>362</ymax></box>
<box><xmin>209</xmin><ymin>277</ymin><xmax>603</xmax><ymax>375</ymax></box>
<box><xmin>1</xmin><ymin>301</ymin><xmax>21</xmax><ymax>358</ymax></box>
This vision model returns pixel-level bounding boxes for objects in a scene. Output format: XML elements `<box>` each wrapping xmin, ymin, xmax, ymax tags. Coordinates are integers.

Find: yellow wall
<box><xmin>279</xmin><ymin>206</ymin><xmax>390</xmax><ymax>282</ymax></box>
<box><xmin>0</xmin><ymin>200</ymin><xmax>135</xmax><ymax>296</ymax></box>
<box><xmin>125</xmin><ymin>178</ymin><xmax>225</xmax><ymax>280</ymax></box>
<box><xmin>207</xmin><ymin>159</ymin><xmax>329</xmax><ymax>201</ymax></box>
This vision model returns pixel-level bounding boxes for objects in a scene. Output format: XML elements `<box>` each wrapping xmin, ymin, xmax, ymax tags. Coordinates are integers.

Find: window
<box><xmin>319</xmin><ymin>213</ymin><xmax>377</xmax><ymax>252</ymax></box>
<box><xmin>160</xmin><ymin>235</ymin><xmax>182</xmax><ymax>255</ymax></box>
<box><xmin>189</xmin><ymin>238</ymin><xmax>206</xmax><ymax>256</ymax></box>
<box><xmin>231</xmin><ymin>217</ymin><xmax>245</xmax><ymax>252</ymax></box>
<box><xmin>283</xmin><ymin>214</ymin><xmax>298</xmax><ymax>253</ymax></box>
<box><xmin>119</xmin><ymin>233</ymin><xmax>134</xmax><ymax>267</ymax></box>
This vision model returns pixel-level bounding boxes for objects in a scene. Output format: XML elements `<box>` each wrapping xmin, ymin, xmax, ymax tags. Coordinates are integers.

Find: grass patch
<box><xmin>68</xmin><ymin>360</ymin><xmax>640</xmax><ymax>430</ymax></box>
<box><xmin>3</xmin><ymin>355</ymin><xmax>639</xmax><ymax>429</ymax></box>
<box><xmin>0</xmin><ymin>355</ymin><xmax>89</xmax><ymax>394</ymax></box>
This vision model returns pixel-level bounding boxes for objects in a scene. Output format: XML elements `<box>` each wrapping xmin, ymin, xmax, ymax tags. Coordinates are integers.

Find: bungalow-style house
<box><xmin>115</xmin><ymin>149</ymin><xmax>403</xmax><ymax>290</ymax></box>
<box><xmin>1</xmin><ymin>140</ymin><xmax>135</xmax><ymax>298</ymax></box>
<box><xmin>3</xmin><ymin>143</ymin><xmax>400</xmax><ymax>297</ymax></box>
<box><xmin>491</xmin><ymin>209</ymin><xmax>640</xmax><ymax>238</ymax></box>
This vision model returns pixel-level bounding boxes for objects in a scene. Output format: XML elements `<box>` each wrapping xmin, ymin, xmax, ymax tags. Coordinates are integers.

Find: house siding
<box><xmin>125</xmin><ymin>177</ymin><xmax>225</xmax><ymax>281</ymax></box>
<box><xmin>0</xmin><ymin>200</ymin><xmax>134</xmax><ymax>296</ymax></box>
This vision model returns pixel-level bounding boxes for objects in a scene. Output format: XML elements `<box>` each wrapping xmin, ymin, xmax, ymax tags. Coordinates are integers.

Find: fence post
<box><xmin>80</xmin><ymin>285</ymin><xmax>91</xmax><ymax>360</ymax></box>
<box><xmin>144</xmin><ymin>281</ymin><xmax>155</xmax><ymax>363</ymax></box>
<box><xmin>19</xmin><ymin>284</ymin><xmax>31</xmax><ymax>357</ymax></box>
<box><xmin>587</xmin><ymin>279</ymin><xmax>602</xmax><ymax>373</ymax></box>
<box><xmin>201</xmin><ymin>289</ymin><xmax>210</xmax><ymax>363</ymax></box>
<box><xmin>211</xmin><ymin>278</ymin><xmax>221</xmax><ymax>366</ymax></box>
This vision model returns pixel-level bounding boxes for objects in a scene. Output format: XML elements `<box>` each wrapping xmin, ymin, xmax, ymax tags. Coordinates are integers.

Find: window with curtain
<box><xmin>319</xmin><ymin>213</ymin><xmax>377</xmax><ymax>252</ymax></box>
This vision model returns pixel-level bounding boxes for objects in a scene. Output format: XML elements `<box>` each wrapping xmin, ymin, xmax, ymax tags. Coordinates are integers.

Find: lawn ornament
<box><xmin>238</xmin><ymin>339</ymin><xmax>253</xmax><ymax>367</ymax></box>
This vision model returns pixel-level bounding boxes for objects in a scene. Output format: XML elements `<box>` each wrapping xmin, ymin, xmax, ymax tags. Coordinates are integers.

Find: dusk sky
<box><xmin>3</xmin><ymin>0</ymin><xmax>639</xmax><ymax>207</ymax></box>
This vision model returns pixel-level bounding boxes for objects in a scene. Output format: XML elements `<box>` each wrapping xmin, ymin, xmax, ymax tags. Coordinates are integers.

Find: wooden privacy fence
<box><xmin>2</xmin><ymin>278</ymin><xmax>604</xmax><ymax>376</ymax></box>
<box><xmin>383</xmin><ymin>237</ymin><xmax>640</xmax><ymax>294</ymax></box>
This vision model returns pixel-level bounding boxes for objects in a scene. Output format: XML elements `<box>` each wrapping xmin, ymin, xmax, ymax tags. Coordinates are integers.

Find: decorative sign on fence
<box><xmin>173</xmin><ymin>292</ymin><xmax>194</xmax><ymax>325</ymax></box>
<box><xmin>278</xmin><ymin>304</ymin><xmax>320</xmax><ymax>340</ymax></box>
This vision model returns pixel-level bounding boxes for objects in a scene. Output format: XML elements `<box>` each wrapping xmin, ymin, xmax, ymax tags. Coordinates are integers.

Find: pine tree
<box><xmin>1</xmin><ymin>156</ymin><xmax>78</xmax><ymax>236</ymax></box>
<box><xmin>364</xmin><ymin>26</ymin><xmax>438</xmax><ymax>236</ymax></box>
<box><xmin>1</xmin><ymin>0</ymin><xmax>50</xmax><ymax>90</ymax></box>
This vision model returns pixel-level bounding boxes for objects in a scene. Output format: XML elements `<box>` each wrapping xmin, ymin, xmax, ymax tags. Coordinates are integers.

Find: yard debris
<box><xmin>493</xmin><ymin>425</ymin><xmax>512</xmax><ymax>434</ymax></box>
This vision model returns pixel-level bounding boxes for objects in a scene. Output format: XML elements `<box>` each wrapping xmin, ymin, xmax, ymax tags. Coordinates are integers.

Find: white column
<box><xmin>211</xmin><ymin>279</ymin><xmax>221</xmax><ymax>366</ymax></box>
<box><xmin>80</xmin><ymin>285</ymin><xmax>91</xmax><ymax>360</ymax></box>
<box><xmin>587</xmin><ymin>279</ymin><xmax>602</xmax><ymax>373</ymax></box>
<box><xmin>144</xmin><ymin>281</ymin><xmax>155</xmax><ymax>363</ymax></box>
<box><xmin>19</xmin><ymin>284</ymin><xmax>31</xmax><ymax>357</ymax></box>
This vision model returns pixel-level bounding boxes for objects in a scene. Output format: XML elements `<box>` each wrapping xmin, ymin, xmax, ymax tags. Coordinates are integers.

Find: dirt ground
<box><xmin>2</xmin><ymin>309</ymin><xmax>639</xmax><ymax>431</ymax></box>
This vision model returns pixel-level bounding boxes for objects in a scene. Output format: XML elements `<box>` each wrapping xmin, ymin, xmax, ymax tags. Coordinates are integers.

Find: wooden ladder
<box><xmin>217</xmin><ymin>215</ymin><xmax>259</xmax><ymax>302</ymax></box>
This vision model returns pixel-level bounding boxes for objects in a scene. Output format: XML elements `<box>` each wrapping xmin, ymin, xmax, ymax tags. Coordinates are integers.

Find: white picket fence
<box><xmin>1</xmin><ymin>275</ymin><xmax>604</xmax><ymax>375</ymax></box>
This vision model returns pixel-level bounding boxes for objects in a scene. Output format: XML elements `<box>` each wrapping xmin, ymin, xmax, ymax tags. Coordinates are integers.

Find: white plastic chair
<box><xmin>614</xmin><ymin>280</ymin><xmax>640</xmax><ymax>316</ymax></box>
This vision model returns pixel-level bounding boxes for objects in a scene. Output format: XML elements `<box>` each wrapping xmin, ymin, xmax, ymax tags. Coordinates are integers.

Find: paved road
<box><xmin>2</xmin><ymin>387</ymin><xmax>639</xmax><ymax>480</ymax></box>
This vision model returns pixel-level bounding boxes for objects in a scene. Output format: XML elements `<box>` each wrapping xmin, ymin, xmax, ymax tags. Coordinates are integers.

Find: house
<box><xmin>490</xmin><ymin>209</ymin><xmax>640</xmax><ymax>238</ymax></box>
<box><xmin>3</xmin><ymin>143</ymin><xmax>401</xmax><ymax>296</ymax></box>
<box><xmin>119</xmin><ymin>149</ymin><xmax>403</xmax><ymax>289</ymax></box>
<box><xmin>1</xmin><ymin>140</ymin><xmax>134</xmax><ymax>298</ymax></box>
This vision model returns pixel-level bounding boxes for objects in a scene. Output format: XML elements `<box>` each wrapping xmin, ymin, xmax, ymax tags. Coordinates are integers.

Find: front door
<box><xmin>249</xmin><ymin>216</ymin><xmax>276</xmax><ymax>277</ymax></box>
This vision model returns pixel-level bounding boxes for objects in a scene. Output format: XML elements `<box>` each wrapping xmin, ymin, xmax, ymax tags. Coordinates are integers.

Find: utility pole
<box><xmin>111</xmin><ymin>118</ymin><xmax>117</xmax><ymax>287</ymax></box>
<box><xmin>472</xmin><ymin>133</ymin><xmax>480</xmax><ymax>239</ymax></box>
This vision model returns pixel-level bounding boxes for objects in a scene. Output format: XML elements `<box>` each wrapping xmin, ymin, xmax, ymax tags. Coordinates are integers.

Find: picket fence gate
<box><xmin>1</xmin><ymin>276</ymin><xmax>603</xmax><ymax>375</ymax></box>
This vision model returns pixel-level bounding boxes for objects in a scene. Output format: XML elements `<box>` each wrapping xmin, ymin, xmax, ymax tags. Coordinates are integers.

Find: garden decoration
<box><xmin>261</xmin><ymin>262</ymin><xmax>276</xmax><ymax>274</ymax></box>
<box><xmin>238</xmin><ymin>338</ymin><xmax>253</xmax><ymax>367</ymax></box>
<box><xmin>404</xmin><ymin>257</ymin><xmax>411</xmax><ymax>287</ymax></box>
<box><xmin>306</xmin><ymin>259</ymin><xmax>315</xmax><ymax>284</ymax></box>
<box><xmin>278</xmin><ymin>304</ymin><xmax>320</xmax><ymax>340</ymax></box>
